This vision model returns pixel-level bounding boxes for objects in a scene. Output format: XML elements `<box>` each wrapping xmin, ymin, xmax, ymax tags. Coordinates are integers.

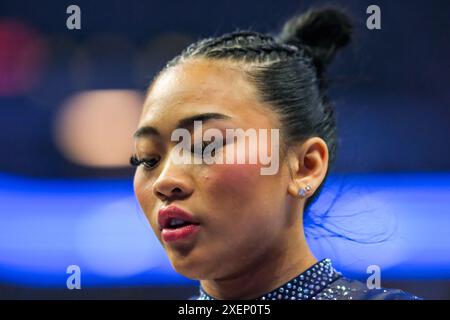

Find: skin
<box><xmin>133</xmin><ymin>58</ymin><xmax>330</xmax><ymax>299</ymax></box>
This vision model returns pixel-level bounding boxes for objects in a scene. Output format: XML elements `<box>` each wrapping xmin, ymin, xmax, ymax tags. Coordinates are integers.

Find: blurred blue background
<box><xmin>0</xmin><ymin>0</ymin><xmax>449</xmax><ymax>299</ymax></box>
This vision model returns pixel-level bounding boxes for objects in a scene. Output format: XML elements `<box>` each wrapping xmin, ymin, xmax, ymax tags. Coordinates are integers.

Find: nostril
<box><xmin>172</xmin><ymin>187</ymin><xmax>182</xmax><ymax>193</ymax></box>
<box><xmin>154</xmin><ymin>187</ymin><xmax>183</xmax><ymax>201</ymax></box>
<box><xmin>156</xmin><ymin>191</ymin><xmax>167</xmax><ymax>200</ymax></box>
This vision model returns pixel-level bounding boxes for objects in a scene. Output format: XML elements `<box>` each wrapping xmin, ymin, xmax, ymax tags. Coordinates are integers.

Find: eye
<box><xmin>190</xmin><ymin>140</ymin><xmax>214</xmax><ymax>156</ymax></box>
<box><xmin>191</xmin><ymin>139</ymin><xmax>223</xmax><ymax>156</ymax></box>
<box><xmin>190</xmin><ymin>137</ymin><xmax>229</xmax><ymax>157</ymax></box>
<box><xmin>130</xmin><ymin>154</ymin><xmax>160</xmax><ymax>171</ymax></box>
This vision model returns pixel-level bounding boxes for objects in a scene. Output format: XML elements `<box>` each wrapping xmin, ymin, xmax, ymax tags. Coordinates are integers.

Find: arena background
<box><xmin>0</xmin><ymin>0</ymin><xmax>449</xmax><ymax>299</ymax></box>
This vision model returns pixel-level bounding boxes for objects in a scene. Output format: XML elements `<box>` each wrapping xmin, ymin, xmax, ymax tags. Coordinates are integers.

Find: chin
<box><xmin>173</xmin><ymin>265</ymin><xmax>207</xmax><ymax>280</ymax></box>
<box><xmin>170</xmin><ymin>255</ymin><xmax>218</xmax><ymax>280</ymax></box>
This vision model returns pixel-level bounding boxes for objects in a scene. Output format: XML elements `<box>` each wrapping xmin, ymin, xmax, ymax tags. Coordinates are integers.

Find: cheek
<box><xmin>133</xmin><ymin>171</ymin><xmax>158</xmax><ymax>229</ymax></box>
<box><xmin>198</xmin><ymin>163</ymin><xmax>286</xmax><ymax>262</ymax></box>
<box><xmin>204</xmin><ymin>162</ymin><xmax>260</xmax><ymax>194</ymax></box>
<box><xmin>133</xmin><ymin>171</ymin><xmax>148</xmax><ymax>204</ymax></box>
<box><xmin>200</xmin><ymin>162</ymin><xmax>283</xmax><ymax>224</ymax></box>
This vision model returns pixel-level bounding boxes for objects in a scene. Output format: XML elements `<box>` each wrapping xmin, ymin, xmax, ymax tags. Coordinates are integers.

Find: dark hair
<box><xmin>162</xmin><ymin>7</ymin><xmax>352</xmax><ymax>213</ymax></box>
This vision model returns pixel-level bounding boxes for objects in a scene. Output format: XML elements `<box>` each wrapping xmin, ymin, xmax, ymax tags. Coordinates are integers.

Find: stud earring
<box><xmin>298</xmin><ymin>184</ymin><xmax>312</xmax><ymax>198</ymax></box>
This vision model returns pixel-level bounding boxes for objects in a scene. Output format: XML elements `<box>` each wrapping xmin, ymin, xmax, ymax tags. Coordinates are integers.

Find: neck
<box><xmin>200</xmin><ymin>221</ymin><xmax>317</xmax><ymax>300</ymax></box>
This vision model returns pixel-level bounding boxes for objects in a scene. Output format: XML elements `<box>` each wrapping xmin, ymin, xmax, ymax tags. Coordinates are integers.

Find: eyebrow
<box><xmin>133</xmin><ymin>112</ymin><xmax>232</xmax><ymax>139</ymax></box>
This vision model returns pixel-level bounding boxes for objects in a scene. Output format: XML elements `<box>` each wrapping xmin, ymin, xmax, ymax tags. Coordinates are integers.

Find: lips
<box><xmin>158</xmin><ymin>205</ymin><xmax>199</xmax><ymax>229</ymax></box>
<box><xmin>158</xmin><ymin>205</ymin><xmax>200</xmax><ymax>242</ymax></box>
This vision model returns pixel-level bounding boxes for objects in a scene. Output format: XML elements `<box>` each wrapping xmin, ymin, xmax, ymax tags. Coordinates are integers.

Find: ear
<box><xmin>286</xmin><ymin>137</ymin><xmax>329</xmax><ymax>199</ymax></box>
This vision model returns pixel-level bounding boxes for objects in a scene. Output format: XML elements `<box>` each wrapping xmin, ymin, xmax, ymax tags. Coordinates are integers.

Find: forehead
<box><xmin>139</xmin><ymin>59</ymin><xmax>276</xmax><ymax>126</ymax></box>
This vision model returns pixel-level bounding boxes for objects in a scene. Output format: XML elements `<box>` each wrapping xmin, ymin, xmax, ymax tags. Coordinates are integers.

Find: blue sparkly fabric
<box><xmin>195</xmin><ymin>258</ymin><xmax>421</xmax><ymax>300</ymax></box>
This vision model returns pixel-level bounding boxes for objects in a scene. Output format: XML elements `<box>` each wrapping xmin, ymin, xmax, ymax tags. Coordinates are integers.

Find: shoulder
<box><xmin>313</xmin><ymin>277</ymin><xmax>422</xmax><ymax>300</ymax></box>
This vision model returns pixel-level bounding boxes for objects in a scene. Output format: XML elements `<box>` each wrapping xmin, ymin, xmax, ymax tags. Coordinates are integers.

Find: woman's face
<box><xmin>133</xmin><ymin>59</ymin><xmax>294</xmax><ymax>280</ymax></box>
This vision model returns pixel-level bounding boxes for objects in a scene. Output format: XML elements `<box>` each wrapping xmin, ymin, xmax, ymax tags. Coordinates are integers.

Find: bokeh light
<box><xmin>0</xmin><ymin>20</ymin><xmax>47</xmax><ymax>96</ymax></box>
<box><xmin>74</xmin><ymin>196</ymin><xmax>166</xmax><ymax>278</ymax></box>
<box><xmin>54</xmin><ymin>90</ymin><xmax>143</xmax><ymax>167</ymax></box>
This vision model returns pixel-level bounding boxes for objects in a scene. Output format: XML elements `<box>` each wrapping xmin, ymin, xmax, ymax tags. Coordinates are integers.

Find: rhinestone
<box><xmin>196</xmin><ymin>258</ymin><xmax>342</xmax><ymax>301</ymax></box>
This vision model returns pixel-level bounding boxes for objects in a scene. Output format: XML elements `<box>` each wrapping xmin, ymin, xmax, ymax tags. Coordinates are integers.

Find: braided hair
<box><xmin>159</xmin><ymin>7</ymin><xmax>352</xmax><ymax>212</ymax></box>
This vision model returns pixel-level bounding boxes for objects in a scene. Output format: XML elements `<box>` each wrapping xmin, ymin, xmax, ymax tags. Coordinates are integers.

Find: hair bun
<box><xmin>277</xmin><ymin>7</ymin><xmax>352</xmax><ymax>71</ymax></box>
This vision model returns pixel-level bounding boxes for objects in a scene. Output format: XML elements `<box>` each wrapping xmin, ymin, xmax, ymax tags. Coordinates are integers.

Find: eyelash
<box><xmin>131</xmin><ymin>140</ymin><xmax>225</xmax><ymax>169</ymax></box>
<box><xmin>130</xmin><ymin>154</ymin><xmax>160</xmax><ymax>170</ymax></box>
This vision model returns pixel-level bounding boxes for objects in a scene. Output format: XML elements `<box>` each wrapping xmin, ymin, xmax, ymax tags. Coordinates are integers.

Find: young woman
<box><xmin>131</xmin><ymin>7</ymin><xmax>420</xmax><ymax>300</ymax></box>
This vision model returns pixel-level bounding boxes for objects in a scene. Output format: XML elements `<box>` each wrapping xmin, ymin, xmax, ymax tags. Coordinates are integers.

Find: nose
<box><xmin>152</xmin><ymin>158</ymin><xmax>194</xmax><ymax>202</ymax></box>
